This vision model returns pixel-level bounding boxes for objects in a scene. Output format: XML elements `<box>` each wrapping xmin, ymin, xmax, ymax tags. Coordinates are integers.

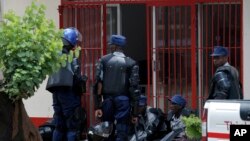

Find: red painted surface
<box><xmin>30</xmin><ymin>117</ymin><xmax>52</xmax><ymax>127</ymax></box>
<box><xmin>207</xmin><ymin>132</ymin><xmax>229</xmax><ymax>139</ymax></box>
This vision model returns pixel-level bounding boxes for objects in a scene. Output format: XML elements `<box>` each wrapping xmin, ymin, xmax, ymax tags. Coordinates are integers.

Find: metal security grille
<box><xmin>148</xmin><ymin>1</ymin><xmax>242</xmax><ymax>114</ymax></box>
<box><xmin>148</xmin><ymin>5</ymin><xmax>196</xmax><ymax>112</ymax></box>
<box><xmin>197</xmin><ymin>2</ymin><xmax>242</xmax><ymax>110</ymax></box>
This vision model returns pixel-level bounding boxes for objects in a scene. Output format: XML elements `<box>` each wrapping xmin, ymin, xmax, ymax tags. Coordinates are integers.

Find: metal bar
<box><xmin>161</xmin><ymin>7</ymin><xmax>166</xmax><ymax>112</ymax></box>
<box><xmin>103</xmin><ymin>4</ymin><xmax>107</xmax><ymax>55</ymax></box>
<box><xmin>73</xmin><ymin>6</ymin><xmax>76</xmax><ymax>26</ymax></box>
<box><xmin>117</xmin><ymin>4</ymin><xmax>121</xmax><ymax>34</ymax></box>
<box><xmin>223</xmin><ymin>4</ymin><xmax>226</xmax><ymax>46</ymax></box>
<box><xmin>191</xmin><ymin>4</ymin><xmax>197</xmax><ymax>110</ymax></box>
<box><xmin>205</xmin><ymin>5</ymin><xmax>209</xmax><ymax>99</ymax></box>
<box><xmin>67</xmin><ymin>6</ymin><xmax>71</xmax><ymax>26</ymax></box>
<box><xmin>146</xmin><ymin>5</ymin><xmax>151</xmax><ymax>106</ymax></box>
<box><xmin>155</xmin><ymin>7</ymin><xmax>159</xmax><ymax>108</ymax></box>
<box><xmin>152</xmin><ymin>6</ymin><xmax>157</xmax><ymax>108</ymax></box>
<box><xmin>185</xmin><ymin>6</ymin><xmax>188</xmax><ymax>100</ymax></box>
<box><xmin>69</xmin><ymin>6</ymin><xmax>72</xmax><ymax>26</ymax></box>
<box><xmin>229</xmin><ymin>3</ymin><xmax>231</xmax><ymax>62</ymax></box>
<box><xmin>217</xmin><ymin>3</ymin><xmax>220</xmax><ymax>45</ymax></box>
<box><xmin>62</xmin><ymin>0</ymin><xmax>195</xmax><ymax>6</ymax></box>
<box><xmin>240</xmin><ymin>0</ymin><xmax>243</xmax><ymax>84</ymax></box>
<box><xmin>211</xmin><ymin>4</ymin><xmax>214</xmax><ymax>72</ymax></box>
<box><xmin>174</xmin><ymin>7</ymin><xmax>177</xmax><ymax>93</ymax></box>
<box><xmin>194</xmin><ymin>0</ymin><xmax>241</xmax><ymax>3</ymax></box>
<box><xmin>179</xmin><ymin>6</ymin><xmax>182</xmax><ymax>94</ymax></box>
<box><xmin>197</xmin><ymin>3</ymin><xmax>202</xmax><ymax>115</ymax></box>
<box><xmin>168</xmin><ymin>7</ymin><xmax>171</xmax><ymax>99</ymax></box>
<box><xmin>235</xmin><ymin>4</ymin><xmax>237</xmax><ymax>67</ymax></box>
<box><xmin>59</xmin><ymin>6</ymin><xmax>63</xmax><ymax>28</ymax></box>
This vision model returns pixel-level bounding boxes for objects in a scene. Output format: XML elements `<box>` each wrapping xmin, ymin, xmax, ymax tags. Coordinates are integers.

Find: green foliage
<box><xmin>182</xmin><ymin>114</ymin><xmax>202</xmax><ymax>140</ymax></box>
<box><xmin>0</xmin><ymin>2</ymin><xmax>66</xmax><ymax>101</ymax></box>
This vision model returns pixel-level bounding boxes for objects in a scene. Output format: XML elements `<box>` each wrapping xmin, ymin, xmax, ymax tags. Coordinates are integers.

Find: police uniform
<box><xmin>46</xmin><ymin>28</ymin><xmax>85</xmax><ymax>141</ymax></box>
<box><xmin>94</xmin><ymin>35</ymin><xmax>140</xmax><ymax>141</ymax></box>
<box><xmin>208</xmin><ymin>46</ymin><xmax>242</xmax><ymax>99</ymax></box>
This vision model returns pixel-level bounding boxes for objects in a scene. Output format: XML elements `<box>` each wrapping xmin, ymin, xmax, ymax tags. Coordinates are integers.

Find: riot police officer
<box><xmin>94</xmin><ymin>35</ymin><xmax>141</xmax><ymax>141</ymax></box>
<box><xmin>129</xmin><ymin>95</ymin><xmax>167</xmax><ymax>141</ymax></box>
<box><xmin>46</xmin><ymin>27</ymin><xmax>87</xmax><ymax>141</ymax></box>
<box><xmin>207</xmin><ymin>46</ymin><xmax>243</xmax><ymax>99</ymax></box>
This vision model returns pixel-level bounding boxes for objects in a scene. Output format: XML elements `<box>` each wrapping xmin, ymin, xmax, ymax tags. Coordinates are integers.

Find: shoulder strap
<box><xmin>216</xmin><ymin>65</ymin><xmax>238</xmax><ymax>80</ymax></box>
<box><xmin>101</xmin><ymin>53</ymin><xmax>114</xmax><ymax>65</ymax></box>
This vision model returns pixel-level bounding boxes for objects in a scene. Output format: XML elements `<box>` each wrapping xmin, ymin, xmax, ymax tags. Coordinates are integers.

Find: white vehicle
<box><xmin>202</xmin><ymin>100</ymin><xmax>250</xmax><ymax>141</ymax></box>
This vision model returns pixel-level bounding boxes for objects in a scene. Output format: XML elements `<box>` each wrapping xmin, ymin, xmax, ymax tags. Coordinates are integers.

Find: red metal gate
<box><xmin>146</xmin><ymin>3</ymin><xmax>197</xmax><ymax>113</ymax></box>
<box><xmin>197</xmin><ymin>1</ymin><xmax>242</xmax><ymax>112</ymax></box>
<box><xmin>147</xmin><ymin>0</ymin><xmax>242</xmax><ymax>114</ymax></box>
<box><xmin>59</xmin><ymin>0</ymin><xmax>243</xmax><ymax>125</ymax></box>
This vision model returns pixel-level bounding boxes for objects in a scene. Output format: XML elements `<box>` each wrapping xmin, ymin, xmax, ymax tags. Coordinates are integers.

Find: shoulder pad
<box><xmin>214</xmin><ymin>71</ymin><xmax>228</xmax><ymax>82</ymax></box>
<box><xmin>101</xmin><ymin>53</ymin><xmax>113</xmax><ymax>62</ymax></box>
<box><xmin>125</xmin><ymin>57</ymin><xmax>136</xmax><ymax>65</ymax></box>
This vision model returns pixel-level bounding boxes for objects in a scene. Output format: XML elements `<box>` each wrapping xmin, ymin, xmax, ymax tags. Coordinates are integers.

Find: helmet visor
<box><xmin>76</xmin><ymin>30</ymin><xmax>82</xmax><ymax>43</ymax></box>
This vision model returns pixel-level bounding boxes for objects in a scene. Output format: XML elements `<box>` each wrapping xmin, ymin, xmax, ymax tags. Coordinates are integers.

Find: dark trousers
<box><xmin>102</xmin><ymin>95</ymin><xmax>131</xmax><ymax>141</ymax></box>
<box><xmin>52</xmin><ymin>88</ymin><xmax>81</xmax><ymax>141</ymax></box>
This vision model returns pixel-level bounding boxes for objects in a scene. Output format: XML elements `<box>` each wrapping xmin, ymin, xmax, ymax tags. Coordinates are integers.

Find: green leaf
<box><xmin>0</xmin><ymin>1</ymin><xmax>66</xmax><ymax>101</ymax></box>
<box><xmin>182</xmin><ymin>114</ymin><xmax>202</xmax><ymax>140</ymax></box>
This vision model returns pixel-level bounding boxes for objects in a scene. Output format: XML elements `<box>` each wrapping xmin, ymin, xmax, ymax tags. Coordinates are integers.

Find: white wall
<box><xmin>24</xmin><ymin>78</ymin><xmax>54</xmax><ymax>117</ymax></box>
<box><xmin>2</xmin><ymin>0</ymin><xmax>60</xmax><ymax>28</ymax></box>
<box><xmin>1</xmin><ymin>0</ymin><xmax>60</xmax><ymax>117</ymax></box>
<box><xmin>243</xmin><ymin>0</ymin><xmax>250</xmax><ymax>99</ymax></box>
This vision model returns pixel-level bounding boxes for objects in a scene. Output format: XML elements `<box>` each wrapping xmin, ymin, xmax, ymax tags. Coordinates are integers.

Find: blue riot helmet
<box><xmin>108</xmin><ymin>35</ymin><xmax>126</xmax><ymax>47</ymax></box>
<box><xmin>87</xmin><ymin>121</ymin><xmax>113</xmax><ymax>141</ymax></box>
<box><xmin>62</xmin><ymin>27</ymin><xmax>82</xmax><ymax>47</ymax></box>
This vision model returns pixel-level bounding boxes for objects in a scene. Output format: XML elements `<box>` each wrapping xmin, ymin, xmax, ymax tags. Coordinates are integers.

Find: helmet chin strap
<box><xmin>63</xmin><ymin>45</ymin><xmax>74</xmax><ymax>53</ymax></box>
<box><xmin>62</xmin><ymin>37</ymin><xmax>75</xmax><ymax>52</ymax></box>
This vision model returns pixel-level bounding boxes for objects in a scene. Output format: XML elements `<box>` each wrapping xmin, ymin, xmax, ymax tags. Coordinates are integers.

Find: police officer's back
<box><xmin>94</xmin><ymin>35</ymin><xmax>141</xmax><ymax>141</ymax></box>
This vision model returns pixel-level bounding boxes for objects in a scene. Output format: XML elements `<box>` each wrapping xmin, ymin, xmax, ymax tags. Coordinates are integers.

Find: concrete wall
<box><xmin>1</xmin><ymin>0</ymin><xmax>60</xmax><ymax>117</ymax></box>
<box><xmin>243</xmin><ymin>0</ymin><xmax>250</xmax><ymax>99</ymax></box>
<box><xmin>2</xmin><ymin>0</ymin><xmax>60</xmax><ymax>27</ymax></box>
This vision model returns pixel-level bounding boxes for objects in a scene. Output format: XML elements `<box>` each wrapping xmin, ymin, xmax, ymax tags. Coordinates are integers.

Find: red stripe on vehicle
<box><xmin>207</xmin><ymin>132</ymin><xmax>229</xmax><ymax>139</ymax></box>
<box><xmin>30</xmin><ymin>117</ymin><xmax>52</xmax><ymax>127</ymax></box>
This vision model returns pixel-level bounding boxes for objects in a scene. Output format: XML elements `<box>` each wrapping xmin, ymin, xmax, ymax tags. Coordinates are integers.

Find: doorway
<box><xmin>107</xmin><ymin>4</ymin><xmax>148</xmax><ymax>92</ymax></box>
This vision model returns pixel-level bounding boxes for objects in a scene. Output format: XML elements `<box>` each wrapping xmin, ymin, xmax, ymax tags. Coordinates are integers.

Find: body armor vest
<box><xmin>208</xmin><ymin>65</ymin><xmax>243</xmax><ymax>99</ymax></box>
<box><xmin>101</xmin><ymin>53</ymin><xmax>136</xmax><ymax>95</ymax></box>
